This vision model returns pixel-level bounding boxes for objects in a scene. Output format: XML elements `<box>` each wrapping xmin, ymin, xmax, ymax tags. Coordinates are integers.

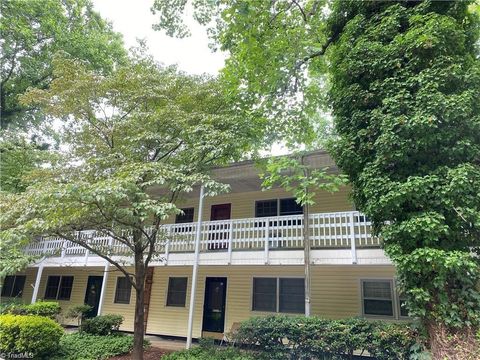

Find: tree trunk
<box><xmin>427</xmin><ymin>321</ymin><xmax>480</xmax><ymax>360</ymax></box>
<box><xmin>132</xmin><ymin>257</ymin><xmax>146</xmax><ymax>360</ymax></box>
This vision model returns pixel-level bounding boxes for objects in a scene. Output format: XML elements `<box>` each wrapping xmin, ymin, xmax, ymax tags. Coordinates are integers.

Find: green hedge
<box><xmin>234</xmin><ymin>316</ymin><xmax>421</xmax><ymax>360</ymax></box>
<box><xmin>0</xmin><ymin>314</ymin><xmax>64</xmax><ymax>359</ymax></box>
<box><xmin>163</xmin><ymin>344</ymin><xmax>253</xmax><ymax>360</ymax></box>
<box><xmin>81</xmin><ymin>314</ymin><xmax>124</xmax><ymax>335</ymax></box>
<box><xmin>1</xmin><ymin>301</ymin><xmax>61</xmax><ymax>318</ymax></box>
<box><xmin>51</xmin><ymin>333</ymin><xmax>139</xmax><ymax>360</ymax></box>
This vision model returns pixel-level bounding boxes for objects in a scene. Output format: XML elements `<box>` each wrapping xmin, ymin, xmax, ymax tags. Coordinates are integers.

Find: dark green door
<box><xmin>202</xmin><ymin>277</ymin><xmax>227</xmax><ymax>333</ymax></box>
<box><xmin>84</xmin><ymin>276</ymin><xmax>103</xmax><ymax>318</ymax></box>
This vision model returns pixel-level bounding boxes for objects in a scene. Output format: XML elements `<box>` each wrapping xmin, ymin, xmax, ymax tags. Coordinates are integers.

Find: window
<box><xmin>252</xmin><ymin>277</ymin><xmax>304</xmax><ymax>313</ymax></box>
<box><xmin>252</xmin><ymin>278</ymin><xmax>277</xmax><ymax>312</ymax></box>
<box><xmin>166</xmin><ymin>277</ymin><xmax>188</xmax><ymax>307</ymax></box>
<box><xmin>279</xmin><ymin>198</ymin><xmax>303</xmax><ymax>216</ymax></box>
<box><xmin>255</xmin><ymin>198</ymin><xmax>303</xmax><ymax>218</ymax></box>
<box><xmin>1</xmin><ymin>275</ymin><xmax>26</xmax><ymax>298</ymax></box>
<box><xmin>255</xmin><ymin>200</ymin><xmax>278</xmax><ymax>218</ymax></box>
<box><xmin>175</xmin><ymin>208</ymin><xmax>194</xmax><ymax>223</ymax></box>
<box><xmin>44</xmin><ymin>276</ymin><xmax>74</xmax><ymax>300</ymax></box>
<box><xmin>279</xmin><ymin>278</ymin><xmax>305</xmax><ymax>313</ymax></box>
<box><xmin>114</xmin><ymin>276</ymin><xmax>132</xmax><ymax>304</ymax></box>
<box><xmin>362</xmin><ymin>280</ymin><xmax>394</xmax><ymax>317</ymax></box>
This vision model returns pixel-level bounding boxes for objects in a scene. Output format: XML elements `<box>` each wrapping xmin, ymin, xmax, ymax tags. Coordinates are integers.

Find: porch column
<box><xmin>31</xmin><ymin>263</ymin><xmax>44</xmax><ymax>303</ymax></box>
<box><xmin>303</xmin><ymin>203</ymin><xmax>311</xmax><ymax>317</ymax></box>
<box><xmin>97</xmin><ymin>236</ymin><xmax>113</xmax><ymax>316</ymax></box>
<box><xmin>186</xmin><ymin>184</ymin><xmax>205</xmax><ymax>349</ymax></box>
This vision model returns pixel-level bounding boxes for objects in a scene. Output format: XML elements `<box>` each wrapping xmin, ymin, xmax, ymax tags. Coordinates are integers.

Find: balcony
<box><xmin>25</xmin><ymin>211</ymin><xmax>389</xmax><ymax>267</ymax></box>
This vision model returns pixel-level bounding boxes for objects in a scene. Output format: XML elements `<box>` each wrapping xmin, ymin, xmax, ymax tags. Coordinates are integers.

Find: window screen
<box><xmin>279</xmin><ymin>198</ymin><xmax>303</xmax><ymax>216</ymax></box>
<box><xmin>362</xmin><ymin>280</ymin><xmax>393</xmax><ymax>316</ymax></box>
<box><xmin>279</xmin><ymin>278</ymin><xmax>305</xmax><ymax>313</ymax></box>
<box><xmin>166</xmin><ymin>277</ymin><xmax>188</xmax><ymax>307</ymax></box>
<box><xmin>44</xmin><ymin>276</ymin><xmax>61</xmax><ymax>299</ymax></box>
<box><xmin>1</xmin><ymin>275</ymin><xmax>26</xmax><ymax>298</ymax></box>
<box><xmin>252</xmin><ymin>278</ymin><xmax>277</xmax><ymax>312</ymax></box>
<box><xmin>114</xmin><ymin>277</ymin><xmax>132</xmax><ymax>304</ymax></box>
<box><xmin>57</xmin><ymin>276</ymin><xmax>74</xmax><ymax>300</ymax></box>
<box><xmin>175</xmin><ymin>208</ymin><xmax>194</xmax><ymax>223</ymax></box>
<box><xmin>255</xmin><ymin>200</ymin><xmax>278</xmax><ymax>218</ymax></box>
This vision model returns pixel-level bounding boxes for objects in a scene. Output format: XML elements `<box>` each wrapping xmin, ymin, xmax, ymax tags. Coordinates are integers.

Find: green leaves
<box><xmin>328</xmin><ymin>0</ymin><xmax>480</xmax><ymax>332</ymax></box>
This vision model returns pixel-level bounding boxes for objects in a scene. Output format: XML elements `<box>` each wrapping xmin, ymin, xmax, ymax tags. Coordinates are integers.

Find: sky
<box><xmin>92</xmin><ymin>0</ymin><xmax>226</xmax><ymax>75</ymax></box>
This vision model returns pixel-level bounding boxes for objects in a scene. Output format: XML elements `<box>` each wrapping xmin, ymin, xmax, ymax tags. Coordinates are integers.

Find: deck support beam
<box><xmin>186</xmin><ymin>184</ymin><xmax>205</xmax><ymax>349</ymax></box>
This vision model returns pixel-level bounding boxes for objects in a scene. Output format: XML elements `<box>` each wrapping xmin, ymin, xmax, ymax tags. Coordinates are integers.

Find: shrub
<box><xmin>0</xmin><ymin>299</ymin><xmax>23</xmax><ymax>315</ymax></box>
<box><xmin>21</xmin><ymin>301</ymin><xmax>61</xmax><ymax>318</ymax></box>
<box><xmin>234</xmin><ymin>315</ymin><xmax>419</xmax><ymax>360</ymax></box>
<box><xmin>81</xmin><ymin>314</ymin><xmax>123</xmax><ymax>335</ymax></box>
<box><xmin>65</xmin><ymin>304</ymin><xmax>92</xmax><ymax>326</ymax></box>
<box><xmin>163</xmin><ymin>345</ymin><xmax>254</xmax><ymax>360</ymax></box>
<box><xmin>51</xmin><ymin>333</ymin><xmax>142</xmax><ymax>360</ymax></box>
<box><xmin>0</xmin><ymin>314</ymin><xmax>64</xmax><ymax>359</ymax></box>
<box><xmin>3</xmin><ymin>301</ymin><xmax>61</xmax><ymax>318</ymax></box>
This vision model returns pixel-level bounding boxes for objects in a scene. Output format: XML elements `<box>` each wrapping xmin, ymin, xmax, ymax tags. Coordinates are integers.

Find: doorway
<box><xmin>84</xmin><ymin>276</ymin><xmax>103</xmax><ymax>318</ymax></box>
<box><xmin>209</xmin><ymin>203</ymin><xmax>231</xmax><ymax>250</ymax></box>
<box><xmin>202</xmin><ymin>277</ymin><xmax>227</xmax><ymax>333</ymax></box>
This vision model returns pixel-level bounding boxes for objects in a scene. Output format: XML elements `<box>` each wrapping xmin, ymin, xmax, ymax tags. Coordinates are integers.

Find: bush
<box><xmin>3</xmin><ymin>301</ymin><xmax>61</xmax><ymax>318</ymax></box>
<box><xmin>163</xmin><ymin>344</ymin><xmax>254</xmax><ymax>360</ymax></box>
<box><xmin>51</xmin><ymin>333</ymin><xmax>140</xmax><ymax>360</ymax></box>
<box><xmin>65</xmin><ymin>304</ymin><xmax>92</xmax><ymax>326</ymax></box>
<box><xmin>234</xmin><ymin>315</ymin><xmax>419</xmax><ymax>360</ymax></box>
<box><xmin>0</xmin><ymin>314</ymin><xmax>64</xmax><ymax>359</ymax></box>
<box><xmin>81</xmin><ymin>314</ymin><xmax>123</xmax><ymax>335</ymax></box>
<box><xmin>21</xmin><ymin>301</ymin><xmax>61</xmax><ymax>318</ymax></box>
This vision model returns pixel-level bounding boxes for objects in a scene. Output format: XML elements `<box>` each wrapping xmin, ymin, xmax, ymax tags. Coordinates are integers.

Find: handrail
<box><xmin>24</xmin><ymin>211</ymin><xmax>380</xmax><ymax>258</ymax></box>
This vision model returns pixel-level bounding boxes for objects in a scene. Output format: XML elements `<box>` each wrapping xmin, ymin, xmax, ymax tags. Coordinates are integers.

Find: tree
<box><xmin>327</xmin><ymin>2</ymin><xmax>480</xmax><ymax>357</ymax></box>
<box><xmin>153</xmin><ymin>1</ymin><xmax>480</xmax><ymax>357</ymax></box>
<box><xmin>0</xmin><ymin>0</ymin><xmax>127</xmax><ymax>130</ymax></box>
<box><xmin>260</xmin><ymin>153</ymin><xmax>347</xmax><ymax>317</ymax></box>
<box><xmin>0</xmin><ymin>54</ymin><xmax>256</xmax><ymax>360</ymax></box>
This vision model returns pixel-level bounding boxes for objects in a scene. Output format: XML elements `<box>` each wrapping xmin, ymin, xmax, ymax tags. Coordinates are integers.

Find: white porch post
<box><xmin>350</xmin><ymin>212</ymin><xmax>357</xmax><ymax>264</ymax></box>
<box><xmin>186</xmin><ymin>184</ymin><xmax>205</xmax><ymax>349</ymax></box>
<box><xmin>31</xmin><ymin>263</ymin><xmax>44</xmax><ymax>303</ymax></box>
<box><xmin>97</xmin><ymin>237</ymin><xmax>113</xmax><ymax>316</ymax></box>
<box><xmin>303</xmin><ymin>204</ymin><xmax>311</xmax><ymax>317</ymax></box>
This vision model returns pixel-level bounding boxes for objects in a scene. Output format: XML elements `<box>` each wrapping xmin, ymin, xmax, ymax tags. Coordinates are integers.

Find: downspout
<box><xmin>302</xmin><ymin>156</ymin><xmax>311</xmax><ymax>317</ymax></box>
<box><xmin>186</xmin><ymin>184</ymin><xmax>205</xmax><ymax>349</ymax></box>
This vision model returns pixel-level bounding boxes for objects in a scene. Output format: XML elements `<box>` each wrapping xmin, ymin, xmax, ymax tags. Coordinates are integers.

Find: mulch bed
<box><xmin>109</xmin><ymin>347</ymin><xmax>172</xmax><ymax>360</ymax></box>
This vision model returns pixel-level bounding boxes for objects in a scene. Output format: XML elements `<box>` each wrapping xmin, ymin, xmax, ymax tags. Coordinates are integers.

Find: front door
<box><xmin>202</xmin><ymin>277</ymin><xmax>227</xmax><ymax>333</ymax></box>
<box><xmin>84</xmin><ymin>276</ymin><xmax>103</xmax><ymax>318</ymax></box>
<box><xmin>209</xmin><ymin>204</ymin><xmax>231</xmax><ymax>250</ymax></box>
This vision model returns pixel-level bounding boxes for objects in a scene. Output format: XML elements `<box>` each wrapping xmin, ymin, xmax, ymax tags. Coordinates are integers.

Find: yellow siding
<box><xmin>146</xmin><ymin>264</ymin><xmax>395</xmax><ymax>338</ymax></box>
<box><xmin>37</xmin><ymin>267</ymin><xmax>104</xmax><ymax>325</ymax></box>
<box><xmin>310</xmin><ymin>265</ymin><xmax>396</xmax><ymax>318</ymax></box>
<box><xmin>100</xmin><ymin>266</ymin><xmax>136</xmax><ymax>332</ymax></box>
<box><xmin>165</xmin><ymin>185</ymin><xmax>352</xmax><ymax>224</ymax></box>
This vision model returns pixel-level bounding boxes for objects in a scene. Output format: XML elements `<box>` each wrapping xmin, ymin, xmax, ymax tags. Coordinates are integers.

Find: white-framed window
<box><xmin>252</xmin><ymin>277</ymin><xmax>305</xmax><ymax>314</ymax></box>
<box><xmin>361</xmin><ymin>279</ymin><xmax>394</xmax><ymax>317</ymax></box>
<box><xmin>361</xmin><ymin>279</ymin><xmax>410</xmax><ymax>319</ymax></box>
<box><xmin>166</xmin><ymin>277</ymin><xmax>188</xmax><ymax>307</ymax></box>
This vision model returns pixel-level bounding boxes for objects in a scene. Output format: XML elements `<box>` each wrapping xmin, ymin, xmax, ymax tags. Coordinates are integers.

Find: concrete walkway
<box><xmin>144</xmin><ymin>335</ymin><xmax>194</xmax><ymax>352</ymax></box>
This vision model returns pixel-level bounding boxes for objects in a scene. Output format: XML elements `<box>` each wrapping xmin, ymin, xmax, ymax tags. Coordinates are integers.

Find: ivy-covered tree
<box><xmin>154</xmin><ymin>0</ymin><xmax>480</xmax><ymax>357</ymax></box>
<box><xmin>0</xmin><ymin>54</ymin><xmax>255</xmax><ymax>360</ymax></box>
<box><xmin>327</xmin><ymin>1</ymin><xmax>480</xmax><ymax>356</ymax></box>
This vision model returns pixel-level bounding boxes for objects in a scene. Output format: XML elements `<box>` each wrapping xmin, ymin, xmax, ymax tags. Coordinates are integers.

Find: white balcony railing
<box><xmin>25</xmin><ymin>211</ymin><xmax>380</xmax><ymax>260</ymax></box>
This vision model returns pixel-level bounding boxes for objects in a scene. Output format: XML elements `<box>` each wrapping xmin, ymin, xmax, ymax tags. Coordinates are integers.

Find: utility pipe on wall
<box><xmin>186</xmin><ymin>184</ymin><xmax>205</xmax><ymax>349</ymax></box>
